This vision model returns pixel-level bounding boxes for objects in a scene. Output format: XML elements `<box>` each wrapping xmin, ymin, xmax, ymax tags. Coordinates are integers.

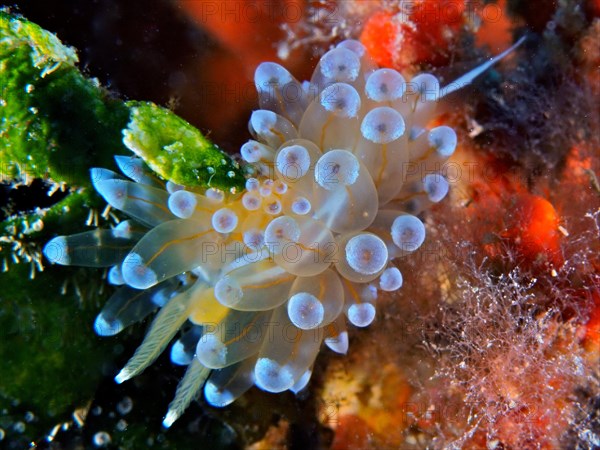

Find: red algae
<box><xmin>491</xmin><ymin>192</ymin><xmax>563</xmax><ymax>269</ymax></box>
<box><xmin>475</xmin><ymin>0</ymin><xmax>513</xmax><ymax>51</ymax></box>
<box><xmin>330</xmin><ymin>414</ymin><xmax>373</xmax><ymax>450</ymax></box>
<box><xmin>360</xmin><ymin>10</ymin><xmax>399</xmax><ymax>69</ymax></box>
<box><xmin>360</xmin><ymin>0</ymin><xmax>473</xmax><ymax>72</ymax></box>
<box><xmin>583</xmin><ymin>290</ymin><xmax>600</xmax><ymax>351</ymax></box>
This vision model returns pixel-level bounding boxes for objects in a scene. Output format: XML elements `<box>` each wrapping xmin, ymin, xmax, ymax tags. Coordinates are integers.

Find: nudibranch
<box><xmin>43</xmin><ymin>39</ymin><xmax>522</xmax><ymax>427</ymax></box>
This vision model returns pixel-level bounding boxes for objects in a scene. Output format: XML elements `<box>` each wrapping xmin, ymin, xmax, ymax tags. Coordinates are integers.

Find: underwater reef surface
<box><xmin>1</xmin><ymin>0</ymin><xmax>599</xmax><ymax>449</ymax></box>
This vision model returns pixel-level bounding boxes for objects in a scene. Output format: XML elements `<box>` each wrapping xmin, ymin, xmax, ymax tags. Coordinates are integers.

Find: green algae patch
<box><xmin>0</xmin><ymin>262</ymin><xmax>113</xmax><ymax>443</ymax></box>
<box><xmin>0</xmin><ymin>9</ymin><xmax>77</xmax><ymax>70</ymax></box>
<box><xmin>0</xmin><ymin>188</ymin><xmax>114</xmax><ymax>442</ymax></box>
<box><xmin>0</xmin><ymin>11</ymin><xmax>130</xmax><ymax>186</ymax></box>
<box><xmin>123</xmin><ymin>102</ymin><xmax>246</xmax><ymax>192</ymax></box>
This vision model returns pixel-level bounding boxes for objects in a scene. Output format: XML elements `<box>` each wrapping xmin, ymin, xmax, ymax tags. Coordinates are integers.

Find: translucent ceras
<box><xmin>44</xmin><ymin>38</ymin><xmax>501</xmax><ymax>427</ymax></box>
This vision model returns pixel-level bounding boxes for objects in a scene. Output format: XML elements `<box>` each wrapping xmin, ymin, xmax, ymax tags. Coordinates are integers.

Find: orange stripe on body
<box><xmin>146</xmin><ymin>230</ymin><xmax>213</xmax><ymax>265</ymax></box>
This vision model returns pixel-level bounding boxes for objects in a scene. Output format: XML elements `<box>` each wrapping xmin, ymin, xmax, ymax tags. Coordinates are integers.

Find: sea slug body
<box><xmin>44</xmin><ymin>38</ymin><xmax>521</xmax><ymax>426</ymax></box>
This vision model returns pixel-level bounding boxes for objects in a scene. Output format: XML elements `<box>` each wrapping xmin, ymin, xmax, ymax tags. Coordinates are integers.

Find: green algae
<box><xmin>0</xmin><ymin>189</ymin><xmax>115</xmax><ymax>444</ymax></box>
<box><xmin>0</xmin><ymin>11</ymin><xmax>130</xmax><ymax>186</ymax></box>
<box><xmin>123</xmin><ymin>102</ymin><xmax>245</xmax><ymax>192</ymax></box>
<box><xmin>0</xmin><ymin>262</ymin><xmax>113</xmax><ymax>440</ymax></box>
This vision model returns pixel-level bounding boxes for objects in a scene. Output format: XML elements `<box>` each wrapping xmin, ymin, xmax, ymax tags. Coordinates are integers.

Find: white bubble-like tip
<box><xmin>214</xmin><ymin>276</ymin><xmax>243</xmax><ymax>307</ymax></box>
<box><xmin>241</xmin><ymin>140</ymin><xmax>272</xmax><ymax>163</ymax></box>
<box><xmin>315</xmin><ymin>149</ymin><xmax>360</xmax><ymax>190</ymax></box>
<box><xmin>380</xmin><ymin>267</ymin><xmax>403</xmax><ymax>291</ymax></box>
<box><xmin>390</xmin><ymin>215</ymin><xmax>426</xmax><ymax>252</ymax></box>
<box><xmin>170</xmin><ymin>340</ymin><xmax>193</xmax><ymax>366</ymax></box>
<box><xmin>345</xmin><ymin>233</ymin><xmax>388</xmax><ymax>275</ymax></box>
<box><xmin>196</xmin><ymin>334</ymin><xmax>227</xmax><ymax>368</ymax></box>
<box><xmin>94</xmin><ymin>314</ymin><xmax>123</xmax><ymax>336</ymax></box>
<box><xmin>122</xmin><ymin>252</ymin><xmax>158</xmax><ymax>289</ymax></box>
<box><xmin>291</xmin><ymin>197</ymin><xmax>311</xmax><ymax>215</ymax></box>
<box><xmin>250</xmin><ymin>110</ymin><xmax>277</xmax><ymax>135</ymax></box>
<box><xmin>242</xmin><ymin>192</ymin><xmax>261</xmax><ymax>211</ymax></box>
<box><xmin>265</xmin><ymin>216</ymin><xmax>301</xmax><ymax>245</ymax></box>
<box><xmin>246</xmin><ymin>178</ymin><xmax>260</xmax><ymax>191</ymax></box>
<box><xmin>347</xmin><ymin>303</ymin><xmax>376</xmax><ymax>327</ymax></box>
<box><xmin>255</xmin><ymin>62</ymin><xmax>293</xmax><ymax>91</ymax></box>
<box><xmin>320</xmin><ymin>47</ymin><xmax>361</xmax><ymax>82</ymax></box>
<box><xmin>255</xmin><ymin>358</ymin><xmax>295</xmax><ymax>393</ymax></box>
<box><xmin>168</xmin><ymin>190</ymin><xmax>197</xmax><ymax>218</ymax></box>
<box><xmin>325</xmin><ymin>331</ymin><xmax>349</xmax><ymax>354</ymax></box>
<box><xmin>288</xmin><ymin>292</ymin><xmax>325</xmax><ymax>330</ymax></box>
<box><xmin>276</xmin><ymin>145</ymin><xmax>311</xmax><ymax>180</ymax></box>
<box><xmin>320</xmin><ymin>83</ymin><xmax>361</xmax><ymax>117</ymax></box>
<box><xmin>212</xmin><ymin>208</ymin><xmax>238</xmax><ymax>233</ymax></box>
<box><xmin>43</xmin><ymin>236</ymin><xmax>70</xmax><ymax>265</ymax></box>
<box><xmin>94</xmin><ymin>179</ymin><xmax>127</xmax><ymax>209</ymax></box>
<box><xmin>365</xmin><ymin>68</ymin><xmax>406</xmax><ymax>102</ymax></box>
<box><xmin>361</xmin><ymin>107</ymin><xmax>405</xmax><ymax>144</ymax></box>
<box><xmin>410</xmin><ymin>73</ymin><xmax>440</xmax><ymax>101</ymax></box>
<box><xmin>204</xmin><ymin>380</ymin><xmax>235</xmax><ymax>407</ymax></box>
<box><xmin>108</xmin><ymin>265</ymin><xmax>124</xmax><ymax>285</ymax></box>
<box><xmin>423</xmin><ymin>174</ymin><xmax>449</xmax><ymax>203</ymax></box>
<box><xmin>263</xmin><ymin>199</ymin><xmax>282</xmax><ymax>215</ymax></box>
<box><xmin>428</xmin><ymin>126</ymin><xmax>457</xmax><ymax>157</ymax></box>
